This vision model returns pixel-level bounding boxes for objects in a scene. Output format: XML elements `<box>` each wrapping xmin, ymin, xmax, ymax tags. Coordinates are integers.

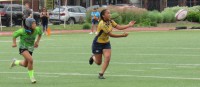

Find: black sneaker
<box><xmin>89</xmin><ymin>55</ymin><xmax>94</xmax><ymax>65</ymax></box>
<box><xmin>98</xmin><ymin>73</ymin><xmax>105</xmax><ymax>79</ymax></box>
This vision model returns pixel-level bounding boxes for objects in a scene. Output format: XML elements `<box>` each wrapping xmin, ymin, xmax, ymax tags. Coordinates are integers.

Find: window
<box><xmin>79</xmin><ymin>7</ymin><xmax>86</xmax><ymax>13</ymax></box>
<box><xmin>7</xmin><ymin>6</ymin><xmax>21</xmax><ymax>11</ymax></box>
<box><xmin>73</xmin><ymin>7</ymin><xmax>80</xmax><ymax>13</ymax></box>
<box><xmin>0</xmin><ymin>5</ymin><xmax>4</xmax><ymax>11</ymax></box>
<box><xmin>53</xmin><ymin>7</ymin><xmax>65</xmax><ymax>12</ymax></box>
<box><xmin>68</xmin><ymin>8</ymin><xmax>75</xmax><ymax>12</ymax></box>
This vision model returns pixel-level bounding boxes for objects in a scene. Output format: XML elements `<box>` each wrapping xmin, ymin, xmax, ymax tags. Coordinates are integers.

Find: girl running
<box><xmin>11</xmin><ymin>18</ymin><xmax>42</xmax><ymax>83</ymax></box>
<box><xmin>89</xmin><ymin>9</ymin><xmax>135</xmax><ymax>79</ymax></box>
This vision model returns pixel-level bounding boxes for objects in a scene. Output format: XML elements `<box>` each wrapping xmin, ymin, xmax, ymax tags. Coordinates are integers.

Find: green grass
<box><xmin>1</xmin><ymin>21</ymin><xmax>200</xmax><ymax>32</ymax></box>
<box><xmin>1</xmin><ymin>30</ymin><xmax>200</xmax><ymax>87</ymax></box>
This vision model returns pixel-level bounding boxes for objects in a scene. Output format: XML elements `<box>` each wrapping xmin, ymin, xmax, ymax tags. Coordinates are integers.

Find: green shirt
<box><xmin>13</xmin><ymin>27</ymin><xmax>42</xmax><ymax>52</ymax></box>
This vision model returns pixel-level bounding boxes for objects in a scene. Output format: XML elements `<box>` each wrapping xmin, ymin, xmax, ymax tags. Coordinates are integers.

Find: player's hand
<box><xmin>128</xmin><ymin>21</ymin><xmax>136</xmax><ymax>27</ymax></box>
<box><xmin>34</xmin><ymin>42</ymin><xmax>39</xmax><ymax>48</ymax></box>
<box><xmin>123</xmin><ymin>32</ymin><xmax>129</xmax><ymax>37</ymax></box>
<box><xmin>12</xmin><ymin>44</ymin><xmax>17</xmax><ymax>48</ymax></box>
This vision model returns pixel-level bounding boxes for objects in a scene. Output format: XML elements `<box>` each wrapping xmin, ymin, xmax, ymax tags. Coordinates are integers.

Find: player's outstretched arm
<box><xmin>34</xmin><ymin>35</ymin><xmax>42</xmax><ymax>48</ymax></box>
<box><xmin>12</xmin><ymin>38</ymin><xmax>17</xmax><ymax>47</ymax></box>
<box><xmin>108</xmin><ymin>32</ymin><xmax>128</xmax><ymax>38</ymax></box>
<box><xmin>115</xmin><ymin>21</ymin><xmax>135</xmax><ymax>30</ymax></box>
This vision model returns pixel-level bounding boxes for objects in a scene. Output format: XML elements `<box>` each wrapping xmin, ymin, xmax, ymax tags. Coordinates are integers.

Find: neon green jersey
<box><xmin>13</xmin><ymin>27</ymin><xmax>42</xmax><ymax>52</ymax></box>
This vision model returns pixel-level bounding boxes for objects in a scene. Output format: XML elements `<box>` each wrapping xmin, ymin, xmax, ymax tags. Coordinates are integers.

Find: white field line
<box><xmin>129</xmin><ymin>70</ymin><xmax>145</xmax><ymax>72</ymax></box>
<box><xmin>1</xmin><ymin>59</ymin><xmax>200</xmax><ymax>66</ymax></box>
<box><xmin>151</xmin><ymin>68</ymin><xmax>170</xmax><ymax>70</ymax></box>
<box><xmin>0</xmin><ymin>40</ymin><xmax>19</xmax><ymax>42</ymax></box>
<box><xmin>2</xmin><ymin>52</ymin><xmax>200</xmax><ymax>57</ymax></box>
<box><xmin>8</xmin><ymin>77</ymin><xmax>28</xmax><ymax>80</ymax></box>
<box><xmin>2</xmin><ymin>72</ymin><xmax>200</xmax><ymax>81</ymax></box>
<box><xmin>37</xmin><ymin>75</ymin><xmax>59</xmax><ymax>78</ymax></box>
<box><xmin>176</xmin><ymin>66</ymin><xmax>197</xmax><ymax>68</ymax></box>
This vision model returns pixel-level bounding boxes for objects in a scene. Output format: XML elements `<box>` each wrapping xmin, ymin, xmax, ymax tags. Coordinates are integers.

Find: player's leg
<box><xmin>89</xmin><ymin>42</ymin><xmax>103</xmax><ymax>65</ymax></box>
<box><xmin>93</xmin><ymin>54</ymin><xmax>103</xmax><ymax>65</ymax></box>
<box><xmin>10</xmin><ymin>49</ymin><xmax>28</xmax><ymax>68</ymax></box>
<box><xmin>21</xmin><ymin>50</ymin><xmax>36</xmax><ymax>83</ymax></box>
<box><xmin>90</xmin><ymin>20</ymin><xmax>95</xmax><ymax>34</ymax></box>
<box><xmin>99</xmin><ymin>49</ymin><xmax>111</xmax><ymax>79</ymax></box>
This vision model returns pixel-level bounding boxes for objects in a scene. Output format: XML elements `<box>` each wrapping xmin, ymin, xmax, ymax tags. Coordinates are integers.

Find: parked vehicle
<box><xmin>0</xmin><ymin>4</ymin><xmax>40</xmax><ymax>27</ymax></box>
<box><xmin>114</xmin><ymin>4</ymin><xmax>136</xmax><ymax>9</ymax></box>
<box><xmin>49</xmin><ymin>6</ymin><xmax>86</xmax><ymax>25</ymax></box>
<box><xmin>86</xmin><ymin>5</ymin><xmax>108</xmax><ymax>11</ymax></box>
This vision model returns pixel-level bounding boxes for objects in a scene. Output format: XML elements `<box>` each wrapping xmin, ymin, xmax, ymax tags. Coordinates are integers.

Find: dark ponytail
<box><xmin>100</xmin><ymin>9</ymin><xmax>108</xmax><ymax>22</ymax></box>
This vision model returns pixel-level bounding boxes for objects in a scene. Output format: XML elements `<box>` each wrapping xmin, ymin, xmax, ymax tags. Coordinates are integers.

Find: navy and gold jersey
<box><xmin>95</xmin><ymin>20</ymin><xmax>118</xmax><ymax>43</ymax></box>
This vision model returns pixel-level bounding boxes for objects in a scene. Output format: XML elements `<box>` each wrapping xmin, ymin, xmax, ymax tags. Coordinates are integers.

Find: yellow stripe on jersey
<box><xmin>96</xmin><ymin>20</ymin><xmax>118</xmax><ymax>43</ymax></box>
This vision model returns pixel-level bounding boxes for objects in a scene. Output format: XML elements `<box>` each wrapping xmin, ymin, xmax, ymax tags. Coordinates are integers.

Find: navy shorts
<box><xmin>92</xmin><ymin>41</ymin><xmax>111</xmax><ymax>54</ymax></box>
<box><xmin>92</xmin><ymin>19</ymin><xmax>99</xmax><ymax>25</ymax></box>
<box><xmin>19</xmin><ymin>49</ymin><xmax>33</xmax><ymax>56</ymax></box>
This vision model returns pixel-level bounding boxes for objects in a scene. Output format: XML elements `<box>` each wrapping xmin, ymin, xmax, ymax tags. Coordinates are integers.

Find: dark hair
<box><xmin>25</xmin><ymin>2</ymin><xmax>30</xmax><ymax>5</ymax></box>
<box><xmin>100</xmin><ymin>9</ymin><xmax>108</xmax><ymax>22</ymax></box>
<box><xmin>24</xmin><ymin>22</ymin><xmax>34</xmax><ymax>34</ymax></box>
<box><xmin>42</xmin><ymin>7</ymin><xmax>47</xmax><ymax>12</ymax></box>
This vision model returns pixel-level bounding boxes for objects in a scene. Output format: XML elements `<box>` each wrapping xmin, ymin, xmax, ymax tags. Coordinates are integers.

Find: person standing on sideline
<box><xmin>22</xmin><ymin>2</ymin><xmax>32</xmax><ymax>27</ymax></box>
<box><xmin>40</xmin><ymin>7</ymin><xmax>49</xmax><ymax>35</ymax></box>
<box><xmin>11</xmin><ymin>18</ymin><xmax>42</xmax><ymax>84</ymax></box>
<box><xmin>89</xmin><ymin>9</ymin><xmax>135</xmax><ymax>79</ymax></box>
<box><xmin>89</xmin><ymin>8</ymin><xmax>100</xmax><ymax>34</ymax></box>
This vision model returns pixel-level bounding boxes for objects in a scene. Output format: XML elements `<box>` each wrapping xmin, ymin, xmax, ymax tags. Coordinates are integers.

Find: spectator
<box><xmin>22</xmin><ymin>2</ymin><xmax>32</xmax><ymax>27</ymax></box>
<box><xmin>40</xmin><ymin>7</ymin><xmax>49</xmax><ymax>35</ymax></box>
<box><xmin>89</xmin><ymin>8</ymin><xmax>100</xmax><ymax>34</ymax></box>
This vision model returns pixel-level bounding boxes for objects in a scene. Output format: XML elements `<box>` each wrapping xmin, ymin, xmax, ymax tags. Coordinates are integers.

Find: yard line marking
<box><xmin>37</xmin><ymin>75</ymin><xmax>59</xmax><ymax>78</ymax></box>
<box><xmin>2</xmin><ymin>52</ymin><xmax>200</xmax><ymax>57</ymax></box>
<box><xmin>151</xmin><ymin>68</ymin><xmax>170</xmax><ymax>70</ymax></box>
<box><xmin>176</xmin><ymin>66</ymin><xmax>197</xmax><ymax>68</ymax></box>
<box><xmin>114</xmin><ymin>47</ymin><xmax>200</xmax><ymax>50</ymax></box>
<box><xmin>129</xmin><ymin>70</ymin><xmax>145</xmax><ymax>72</ymax></box>
<box><xmin>1</xmin><ymin>59</ymin><xmax>200</xmax><ymax>66</ymax></box>
<box><xmin>0</xmin><ymin>40</ymin><xmax>19</xmax><ymax>42</ymax></box>
<box><xmin>8</xmin><ymin>77</ymin><xmax>28</xmax><ymax>80</ymax></box>
<box><xmin>2</xmin><ymin>72</ymin><xmax>200</xmax><ymax>80</ymax></box>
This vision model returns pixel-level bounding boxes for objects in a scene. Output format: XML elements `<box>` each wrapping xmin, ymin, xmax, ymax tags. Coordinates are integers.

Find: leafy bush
<box><xmin>161</xmin><ymin>10</ymin><xmax>176</xmax><ymax>23</ymax></box>
<box><xmin>82</xmin><ymin>23</ymin><xmax>91</xmax><ymax>29</ymax></box>
<box><xmin>187</xmin><ymin>11</ymin><xmax>200</xmax><ymax>22</ymax></box>
<box><xmin>147</xmin><ymin>10</ymin><xmax>163</xmax><ymax>23</ymax></box>
<box><xmin>111</xmin><ymin>12</ymin><xmax>122</xmax><ymax>24</ymax></box>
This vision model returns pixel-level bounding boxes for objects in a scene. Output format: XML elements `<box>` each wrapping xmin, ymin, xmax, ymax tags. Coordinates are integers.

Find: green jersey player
<box><xmin>11</xmin><ymin>18</ymin><xmax>42</xmax><ymax>84</ymax></box>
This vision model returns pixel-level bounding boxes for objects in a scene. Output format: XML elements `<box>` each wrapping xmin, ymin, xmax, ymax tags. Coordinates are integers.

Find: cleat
<box><xmin>89</xmin><ymin>32</ymin><xmax>93</xmax><ymax>34</ymax></box>
<box><xmin>89</xmin><ymin>55</ymin><xmax>94</xmax><ymax>65</ymax></box>
<box><xmin>10</xmin><ymin>58</ymin><xmax>16</xmax><ymax>69</ymax></box>
<box><xmin>30</xmin><ymin>77</ymin><xmax>36</xmax><ymax>84</ymax></box>
<box><xmin>98</xmin><ymin>73</ymin><xmax>105</xmax><ymax>79</ymax></box>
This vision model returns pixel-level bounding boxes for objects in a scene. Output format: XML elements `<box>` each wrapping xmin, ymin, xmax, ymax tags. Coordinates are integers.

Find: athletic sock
<box><xmin>28</xmin><ymin>70</ymin><xmax>34</xmax><ymax>78</ymax></box>
<box><xmin>14</xmin><ymin>60</ymin><xmax>20</xmax><ymax>66</ymax></box>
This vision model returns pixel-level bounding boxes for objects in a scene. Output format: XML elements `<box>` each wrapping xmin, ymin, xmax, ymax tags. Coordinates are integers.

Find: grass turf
<box><xmin>1</xmin><ymin>30</ymin><xmax>200</xmax><ymax>87</ymax></box>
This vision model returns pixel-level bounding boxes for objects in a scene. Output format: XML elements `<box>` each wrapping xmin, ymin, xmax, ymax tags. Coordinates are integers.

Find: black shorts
<box><xmin>19</xmin><ymin>49</ymin><xmax>33</xmax><ymax>56</ymax></box>
<box><xmin>92</xmin><ymin>41</ymin><xmax>111</xmax><ymax>54</ymax></box>
<box><xmin>92</xmin><ymin>19</ymin><xmax>99</xmax><ymax>25</ymax></box>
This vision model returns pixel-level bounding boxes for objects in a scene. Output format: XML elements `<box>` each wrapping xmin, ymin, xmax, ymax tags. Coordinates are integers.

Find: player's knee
<box><xmin>105</xmin><ymin>57</ymin><xmax>111</xmax><ymax>63</ymax></box>
<box><xmin>27</xmin><ymin>58</ymin><xmax>33</xmax><ymax>64</ymax></box>
<box><xmin>96</xmin><ymin>62</ymin><xmax>102</xmax><ymax>65</ymax></box>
